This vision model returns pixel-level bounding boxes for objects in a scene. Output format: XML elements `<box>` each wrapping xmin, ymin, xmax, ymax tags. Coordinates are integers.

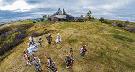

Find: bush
<box><xmin>0</xmin><ymin>23</ymin><xmax>34</xmax><ymax>56</ymax></box>
<box><xmin>31</xmin><ymin>32</ymin><xmax>44</xmax><ymax>37</ymax></box>
<box><xmin>99</xmin><ymin>17</ymin><xmax>105</xmax><ymax>23</ymax></box>
<box><xmin>0</xmin><ymin>27</ymin><xmax>12</xmax><ymax>35</ymax></box>
<box><xmin>99</xmin><ymin>17</ymin><xmax>112</xmax><ymax>24</ymax></box>
<box><xmin>124</xmin><ymin>27</ymin><xmax>135</xmax><ymax>33</ymax></box>
<box><xmin>0</xmin><ymin>32</ymin><xmax>25</xmax><ymax>55</ymax></box>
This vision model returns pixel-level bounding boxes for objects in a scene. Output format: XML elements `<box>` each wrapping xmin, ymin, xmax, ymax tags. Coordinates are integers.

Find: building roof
<box><xmin>54</xmin><ymin>15</ymin><xmax>66</xmax><ymax>19</ymax></box>
<box><xmin>49</xmin><ymin>8</ymin><xmax>74</xmax><ymax>19</ymax></box>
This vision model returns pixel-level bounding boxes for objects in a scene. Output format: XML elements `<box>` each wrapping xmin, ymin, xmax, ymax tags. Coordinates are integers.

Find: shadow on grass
<box><xmin>113</xmin><ymin>34</ymin><xmax>134</xmax><ymax>42</ymax></box>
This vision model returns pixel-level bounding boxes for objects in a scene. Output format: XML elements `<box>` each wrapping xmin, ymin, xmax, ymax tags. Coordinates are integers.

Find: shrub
<box><xmin>0</xmin><ymin>27</ymin><xmax>12</xmax><ymax>35</ymax></box>
<box><xmin>0</xmin><ymin>23</ymin><xmax>34</xmax><ymax>56</ymax></box>
<box><xmin>0</xmin><ymin>32</ymin><xmax>25</xmax><ymax>55</ymax></box>
<box><xmin>124</xmin><ymin>27</ymin><xmax>135</xmax><ymax>33</ymax></box>
<box><xmin>31</xmin><ymin>32</ymin><xmax>44</xmax><ymax>37</ymax></box>
<box><xmin>99</xmin><ymin>17</ymin><xmax>105</xmax><ymax>23</ymax></box>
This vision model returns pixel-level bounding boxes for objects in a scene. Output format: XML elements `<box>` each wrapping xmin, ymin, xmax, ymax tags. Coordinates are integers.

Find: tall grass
<box><xmin>0</xmin><ymin>21</ymin><xmax>135</xmax><ymax>72</ymax></box>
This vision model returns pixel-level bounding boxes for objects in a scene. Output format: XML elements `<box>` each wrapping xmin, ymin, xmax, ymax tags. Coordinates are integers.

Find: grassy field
<box><xmin>0</xmin><ymin>21</ymin><xmax>135</xmax><ymax>72</ymax></box>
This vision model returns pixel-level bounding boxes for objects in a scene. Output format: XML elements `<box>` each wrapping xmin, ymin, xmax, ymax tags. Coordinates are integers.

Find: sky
<box><xmin>0</xmin><ymin>0</ymin><xmax>135</xmax><ymax>22</ymax></box>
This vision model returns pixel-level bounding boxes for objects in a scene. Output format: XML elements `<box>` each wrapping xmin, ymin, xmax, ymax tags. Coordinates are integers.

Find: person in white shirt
<box><xmin>55</xmin><ymin>33</ymin><xmax>62</xmax><ymax>44</ymax></box>
<box><xmin>80</xmin><ymin>45</ymin><xmax>87</xmax><ymax>57</ymax></box>
<box><xmin>29</xmin><ymin>36</ymin><xmax>35</xmax><ymax>46</ymax></box>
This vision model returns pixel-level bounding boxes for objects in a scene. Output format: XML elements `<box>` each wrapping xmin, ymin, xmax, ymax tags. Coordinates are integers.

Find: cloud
<box><xmin>0</xmin><ymin>0</ymin><xmax>3</xmax><ymax>6</ymax></box>
<box><xmin>82</xmin><ymin>0</ymin><xmax>134</xmax><ymax>11</ymax></box>
<box><xmin>0</xmin><ymin>0</ymin><xmax>37</xmax><ymax>12</ymax></box>
<box><xmin>0</xmin><ymin>0</ymin><xmax>134</xmax><ymax>13</ymax></box>
<box><xmin>101</xmin><ymin>0</ymin><xmax>134</xmax><ymax>11</ymax></box>
<box><xmin>0</xmin><ymin>0</ymin><xmax>135</xmax><ymax>22</ymax></box>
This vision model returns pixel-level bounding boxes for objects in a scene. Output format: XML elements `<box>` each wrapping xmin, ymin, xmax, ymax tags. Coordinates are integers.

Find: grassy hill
<box><xmin>0</xmin><ymin>21</ymin><xmax>135</xmax><ymax>72</ymax></box>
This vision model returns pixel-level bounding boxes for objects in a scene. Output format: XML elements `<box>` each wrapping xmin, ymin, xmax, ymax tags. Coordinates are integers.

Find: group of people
<box><xmin>23</xmin><ymin>50</ymin><xmax>42</xmax><ymax>72</ymax></box>
<box><xmin>64</xmin><ymin>45</ymin><xmax>87</xmax><ymax>69</ymax></box>
<box><xmin>45</xmin><ymin>33</ymin><xmax>62</xmax><ymax>45</ymax></box>
<box><xmin>23</xmin><ymin>33</ymin><xmax>87</xmax><ymax>72</ymax></box>
<box><xmin>23</xmin><ymin>36</ymin><xmax>42</xmax><ymax>72</ymax></box>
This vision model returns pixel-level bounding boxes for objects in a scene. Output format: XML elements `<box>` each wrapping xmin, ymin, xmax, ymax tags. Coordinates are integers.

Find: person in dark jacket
<box><xmin>69</xmin><ymin>48</ymin><xmax>73</xmax><ymax>58</ymax></box>
<box><xmin>47</xmin><ymin>57</ymin><xmax>58</xmax><ymax>72</ymax></box>
<box><xmin>46</xmin><ymin>34</ymin><xmax>52</xmax><ymax>44</ymax></box>
<box><xmin>65</xmin><ymin>54</ymin><xmax>74</xmax><ymax>69</ymax></box>
<box><xmin>38</xmin><ymin>37</ymin><xmax>42</xmax><ymax>47</ymax></box>
<box><xmin>32</xmin><ymin>54</ymin><xmax>42</xmax><ymax>72</ymax></box>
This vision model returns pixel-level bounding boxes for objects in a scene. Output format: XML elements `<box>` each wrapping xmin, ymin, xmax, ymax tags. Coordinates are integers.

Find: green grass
<box><xmin>0</xmin><ymin>21</ymin><xmax>135</xmax><ymax>72</ymax></box>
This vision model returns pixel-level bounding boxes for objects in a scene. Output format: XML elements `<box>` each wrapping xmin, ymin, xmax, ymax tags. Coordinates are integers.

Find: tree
<box><xmin>99</xmin><ymin>17</ymin><xmax>105</xmax><ymax>23</ymax></box>
<box><xmin>86</xmin><ymin>10</ymin><xmax>92</xmax><ymax>20</ymax></box>
<box><xmin>125</xmin><ymin>20</ymin><xmax>129</xmax><ymax>24</ymax></box>
<box><xmin>43</xmin><ymin>15</ymin><xmax>48</xmax><ymax>21</ymax></box>
<box><xmin>43</xmin><ymin>15</ymin><xmax>47</xmax><ymax>18</ymax></box>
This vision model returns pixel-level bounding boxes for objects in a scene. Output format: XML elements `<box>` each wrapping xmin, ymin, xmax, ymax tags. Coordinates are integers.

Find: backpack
<box><xmin>65</xmin><ymin>56</ymin><xmax>72</xmax><ymax>64</ymax></box>
<box><xmin>83</xmin><ymin>48</ymin><xmax>87</xmax><ymax>52</ymax></box>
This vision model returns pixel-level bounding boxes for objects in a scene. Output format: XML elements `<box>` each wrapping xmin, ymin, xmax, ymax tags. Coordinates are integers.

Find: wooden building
<box><xmin>48</xmin><ymin>8</ymin><xmax>74</xmax><ymax>21</ymax></box>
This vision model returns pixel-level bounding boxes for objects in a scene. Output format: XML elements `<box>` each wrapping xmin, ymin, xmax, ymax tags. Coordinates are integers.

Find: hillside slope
<box><xmin>0</xmin><ymin>21</ymin><xmax>135</xmax><ymax>72</ymax></box>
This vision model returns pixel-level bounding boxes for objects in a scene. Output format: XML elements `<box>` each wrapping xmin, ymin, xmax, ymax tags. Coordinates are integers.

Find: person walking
<box><xmin>80</xmin><ymin>45</ymin><xmax>87</xmax><ymax>57</ymax></box>
<box><xmin>47</xmin><ymin>57</ymin><xmax>58</xmax><ymax>72</ymax></box>
<box><xmin>55</xmin><ymin>33</ymin><xmax>62</xmax><ymax>44</ymax></box>
<box><xmin>29</xmin><ymin>36</ymin><xmax>35</xmax><ymax>44</ymax></box>
<box><xmin>23</xmin><ymin>50</ymin><xmax>31</xmax><ymax>66</ymax></box>
<box><xmin>46</xmin><ymin>34</ymin><xmax>52</xmax><ymax>44</ymax></box>
<box><xmin>32</xmin><ymin>55</ymin><xmax>42</xmax><ymax>72</ymax></box>
<box><xmin>38</xmin><ymin>37</ymin><xmax>42</xmax><ymax>47</ymax></box>
<box><xmin>65</xmin><ymin>54</ymin><xmax>74</xmax><ymax>69</ymax></box>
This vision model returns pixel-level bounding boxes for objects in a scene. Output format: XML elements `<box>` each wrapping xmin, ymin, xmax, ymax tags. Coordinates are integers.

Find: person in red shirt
<box><xmin>23</xmin><ymin>50</ymin><xmax>31</xmax><ymax>66</ymax></box>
